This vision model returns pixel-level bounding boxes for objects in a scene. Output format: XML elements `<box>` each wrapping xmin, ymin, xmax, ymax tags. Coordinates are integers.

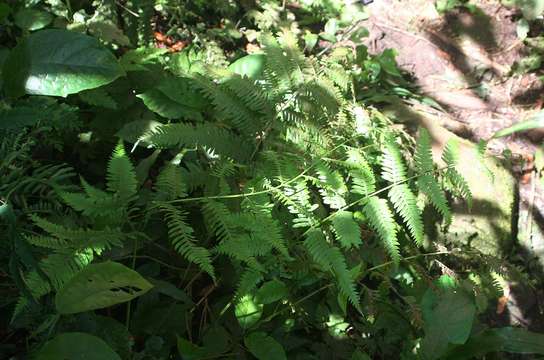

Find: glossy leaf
<box><xmin>3</xmin><ymin>29</ymin><xmax>124</xmax><ymax>97</ymax></box>
<box><xmin>35</xmin><ymin>332</ymin><xmax>121</xmax><ymax>360</ymax></box>
<box><xmin>55</xmin><ymin>261</ymin><xmax>153</xmax><ymax>314</ymax></box>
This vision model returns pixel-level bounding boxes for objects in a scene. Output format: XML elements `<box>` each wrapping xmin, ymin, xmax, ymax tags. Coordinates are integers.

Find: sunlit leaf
<box><xmin>55</xmin><ymin>261</ymin><xmax>153</xmax><ymax>314</ymax></box>
<box><xmin>3</xmin><ymin>29</ymin><xmax>124</xmax><ymax>97</ymax></box>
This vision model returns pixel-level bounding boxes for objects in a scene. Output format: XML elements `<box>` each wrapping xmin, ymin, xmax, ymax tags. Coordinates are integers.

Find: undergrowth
<box><xmin>1</xmin><ymin>1</ymin><xmax>544</xmax><ymax>359</ymax></box>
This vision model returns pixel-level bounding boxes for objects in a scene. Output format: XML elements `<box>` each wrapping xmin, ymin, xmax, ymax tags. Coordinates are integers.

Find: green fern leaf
<box><xmin>107</xmin><ymin>143</ymin><xmax>137</xmax><ymax>202</ymax></box>
<box><xmin>314</xmin><ymin>163</ymin><xmax>347</xmax><ymax>209</ymax></box>
<box><xmin>442</xmin><ymin>139</ymin><xmax>472</xmax><ymax>206</ymax></box>
<box><xmin>304</xmin><ymin>229</ymin><xmax>360</xmax><ymax>309</ymax></box>
<box><xmin>235</xmin><ymin>268</ymin><xmax>263</xmax><ymax>300</ymax></box>
<box><xmin>331</xmin><ymin>211</ymin><xmax>362</xmax><ymax>249</ymax></box>
<box><xmin>363</xmin><ymin>196</ymin><xmax>399</xmax><ymax>264</ymax></box>
<box><xmin>345</xmin><ymin>148</ymin><xmax>376</xmax><ymax>196</ymax></box>
<box><xmin>388</xmin><ymin>184</ymin><xmax>424</xmax><ymax>245</ymax></box>
<box><xmin>382</xmin><ymin>138</ymin><xmax>423</xmax><ymax>244</ymax></box>
<box><xmin>159</xmin><ymin>203</ymin><xmax>216</xmax><ymax>281</ymax></box>
<box><xmin>155</xmin><ymin>164</ymin><xmax>188</xmax><ymax>200</ymax></box>
<box><xmin>415</xmin><ymin>129</ymin><xmax>452</xmax><ymax>224</ymax></box>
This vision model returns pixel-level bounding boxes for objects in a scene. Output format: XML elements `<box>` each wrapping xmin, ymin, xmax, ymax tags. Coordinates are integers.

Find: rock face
<box><xmin>424</xmin><ymin>114</ymin><xmax>516</xmax><ymax>256</ymax></box>
<box><xmin>444</xmin><ymin>154</ymin><xmax>515</xmax><ymax>256</ymax></box>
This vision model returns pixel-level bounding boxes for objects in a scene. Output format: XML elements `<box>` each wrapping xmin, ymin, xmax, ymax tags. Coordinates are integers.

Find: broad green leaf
<box><xmin>228</xmin><ymin>54</ymin><xmax>265</xmax><ymax>79</ymax></box>
<box><xmin>493</xmin><ymin>110</ymin><xmax>544</xmax><ymax>138</ymax></box>
<box><xmin>244</xmin><ymin>332</ymin><xmax>287</xmax><ymax>360</ymax></box>
<box><xmin>3</xmin><ymin>29</ymin><xmax>124</xmax><ymax>97</ymax></box>
<box><xmin>235</xmin><ymin>295</ymin><xmax>263</xmax><ymax>329</ymax></box>
<box><xmin>420</xmin><ymin>276</ymin><xmax>476</xmax><ymax>359</ymax></box>
<box><xmin>55</xmin><ymin>261</ymin><xmax>153</xmax><ymax>314</ymax></box>
<box><xmin>202</xmin><ymin>325</ymin><xmax>230</xmax><ymax>355</ymax></box>
<box><xmin>35</xmin><ymin>332</ymin><xmax>121</xmax><ymax>360</ymax></box>
<box><xmin>517</xmin><ymin>18</ymin><xmax>530</xmax><ymax>40</ymax></box>
<box><xmin>377</xmin><ymin>49</ymin><xmax>402</xmax><ymax>77</ymax></box>
<box><xmin>14</xmin><ymin>8</ymin><xmax>53</xmax><ymax>31</ymax></box>
<box><xmin>445</xmin><ymin>327</ymin><xmax>544</xmax><ymax>359</ymax></box>
<box><xmin>255</xmin><ymin>279</ymin><xmax>288</xmax><ymax>304</ymax></box>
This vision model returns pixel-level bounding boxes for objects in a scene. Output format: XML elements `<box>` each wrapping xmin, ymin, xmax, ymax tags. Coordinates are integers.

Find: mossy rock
<box><xmin>438</xmin><ymin>153</ymin><xmax>515</xmax><ymax>256</ymax></box>
<box><xmin>384</xmin><ymin>102</ymin><xmax>516</xmax><ymax>255</ymax></box>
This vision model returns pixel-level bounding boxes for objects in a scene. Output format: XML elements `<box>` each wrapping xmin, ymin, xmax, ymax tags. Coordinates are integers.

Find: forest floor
<box><xmin>363</xmin><ymin>0</ymin><xmax>544</xmax><ymax>331</ymax></box>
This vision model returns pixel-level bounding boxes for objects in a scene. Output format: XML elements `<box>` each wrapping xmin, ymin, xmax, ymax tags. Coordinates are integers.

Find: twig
<box><xmin>372</xmin><ymin>21</ymin><xmax>440</xmax><ymax>50</ymax></box>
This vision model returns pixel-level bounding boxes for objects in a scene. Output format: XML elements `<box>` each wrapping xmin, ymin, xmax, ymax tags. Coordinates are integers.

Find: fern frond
<box><xmin>235</xmin><ymin>268</ymin><xmax>263</xmax><ymax>300</ymax></box>
<box><xmin>24</xmin><ymin>249</ymin><xmax>94</xmax><ymax>299</ymax></box>
<box><xmin>261</xmin><ymin>32</ymin><xmax>306</xmax><ymax>93</ymax></box>
<box><xmin>268</xmin><ymin>180</ymin><xmax>317</xmax><ymax>228</ymax></box>
<box><xmin>192</xmin><ymin>75</ymin><xmax>264</xmax><ymax>136</ymax></box>
<box><xmin>388</xmin><ymin>184</ymin><xmax>424</xmax><ymax>245</ymax></box>
<box><xmin>24</xmin><ymin>235</ymin><xmax>68</xmax><ymax>249</ymax></box>
<box><xmin>381</xmin><ymin>137</ymin><xmax>407</xmax><ymax>183</ymax></box>
<box><xmin>331</xmin><ymin>211</ymin><xmax>362</xmax><ymax>249</ymax></box>
<box><xmin>442</xmin><ymin>139</ymin><xmax>472</xmax><ymax>206</ymax></box>
<box><xmin>201</xmin><ymin>199</ymin><xmax>236</xmax><ymax>243</ymax></box>
<box><xmin>314</xmin><ymin>163</ymin><xmax>347</xmax><ymax>209</ymax></box>
<box><xmin>30</xmin><ymin>215</ymin><xmax>124</xmax><ymax>251</ymax></box>
<box><xmin>159</xmin><ymin>203</ymin><xmax>215</xmax><ymax>281</ymax></box>
<box><xmin>107</xmin><ymin>143</ymin><xmax>137</xmax><ymax>202</ymax></box>
<box><xmin>155</xmin><ymin>164</ymin><xmax>188</xmax><ymax>200</ymax></box>
<box><xmin>60</xmin><ymin>191</ymin><xmax>124</xmax><ymax>220</ymax></box>
<box><xmin>345</xmin><ymin>148</ymin><xmax>376</xmax><ymax>196</ymax></box>
<box><xmin>79</xmin><ymin>88</ymin><xmax>117</xmax><ymax>109</ymax></box>
<box><xmin>415</xmin><ymin>129</ymin><xmax>452</xmax><ymax>224</ymax></box>
<box><xmin>381</xmin><ymin>138</ymin><xmax>423</xmax><ymax>244</ymax></box>
<box><xmin>304</xmin><ymin>229</ymin><xmax>360</xmax><ymax>309</ymax></box>
<box><xmin>363</xmin><ymin>196</ymin><xmax>399</xmax><ymax>264</ymax></box>
<box><xmin>147</xmin><ymin>123</ymin><xmax>252</xmax><ymax>162</ymax></box>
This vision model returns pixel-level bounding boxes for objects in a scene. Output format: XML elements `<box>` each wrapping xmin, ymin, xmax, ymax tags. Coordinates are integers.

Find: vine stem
<box><xmin>125</xmin><ymin>239</ymin><xmax>138</xmax><ymax>329</ymax></box>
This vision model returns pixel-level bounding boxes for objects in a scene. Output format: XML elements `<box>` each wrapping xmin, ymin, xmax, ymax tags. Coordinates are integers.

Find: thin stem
<box><xmin>125</xmin><ymin>239</ymin><xmax>138</xmax><ymax>329</ymax></box>
<box><xmin>163</xmin><ymin>139</ymin><xmax>359</xmax><ymax>205</ymax></box>
<box><xmin>363</xmin><ymin>250</ymin><xmax>451</xmax><ymax>275</ymax></box>
<box><xmin>65</xmin><ymin>0</ymin><xmax>73</xmax><ymax>21</ymax></box>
